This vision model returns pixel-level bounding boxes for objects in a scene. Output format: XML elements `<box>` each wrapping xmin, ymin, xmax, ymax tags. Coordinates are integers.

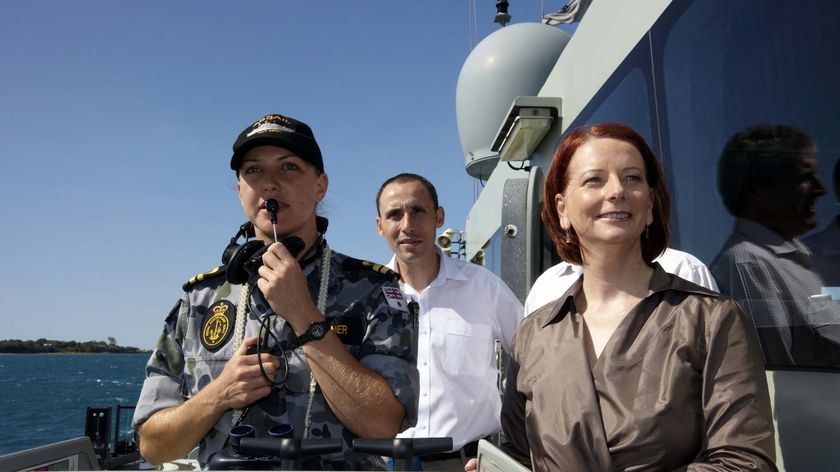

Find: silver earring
<box><xmin>565</xmin><ymin>229</ymin><xmax>571</xmax><ymax>243</ymax></box>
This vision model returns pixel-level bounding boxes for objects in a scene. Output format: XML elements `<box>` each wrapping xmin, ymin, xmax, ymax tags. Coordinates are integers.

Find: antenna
<box><xmin>494</xmin><ymin>0</ymin><xmax>511</xmax><ymax>27</ymax></box>
<box><xmin>265</xmin><ymin>199</ymin><xmax>279</xmax><ymax>242</ymax></box>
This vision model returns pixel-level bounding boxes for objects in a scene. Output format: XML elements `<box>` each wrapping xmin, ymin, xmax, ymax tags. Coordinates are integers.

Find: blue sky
<box><xmin>1</xmin><ymin>1</ymin><xmax>574</xmax><ymax>349</ymax></box>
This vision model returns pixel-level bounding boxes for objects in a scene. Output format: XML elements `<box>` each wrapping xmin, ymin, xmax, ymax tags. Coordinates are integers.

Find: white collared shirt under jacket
<box><xmin>388</xmin><ymin>249</ymin><xmax>524</xmax><ymax>450</ymax></box>
<box><xmin>524</xmin><ymin>248</ymin><xmax>719</xmax><ymax>315</ymax></box>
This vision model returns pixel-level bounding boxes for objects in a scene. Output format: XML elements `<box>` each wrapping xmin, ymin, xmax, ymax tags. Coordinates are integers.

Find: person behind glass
<box><xmin>471</xmin><ymin>123</ymin><xmax>776</xmax><ymax>471</ymax></box>
<box><xmin>711</xmin><ymin>124</ymin><xmax>840</xmax><ymax>368</ymax></box>
<box><xmin>803</xmin><ymin>157</ymin><xmax>840</xmax><ymax>289</ymax></box>
<box><xmin>131</xmin><ymin>114</ymin><xmax>419</xmax><ymax>470</ymax></box>
<box><xmin>375</xmin><ymin>173</ymin><xmax>523</xmax><ymax>472</ymax></box>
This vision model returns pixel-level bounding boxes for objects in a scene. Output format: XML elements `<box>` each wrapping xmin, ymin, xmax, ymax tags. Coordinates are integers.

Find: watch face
<box><xmin>310</xmin><ymin>322</ymin><xmax>329</xmax><ymax>339</ymax></box>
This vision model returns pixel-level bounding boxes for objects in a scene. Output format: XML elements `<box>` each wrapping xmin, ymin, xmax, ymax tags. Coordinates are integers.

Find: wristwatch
<box><xmin>289</xmin><ymin>320</ymin><xmax>331</xmax><ymax>350</ymax></box>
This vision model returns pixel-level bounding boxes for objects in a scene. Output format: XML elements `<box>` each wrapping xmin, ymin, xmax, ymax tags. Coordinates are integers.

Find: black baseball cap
<box><xmin>230</xmin><ymin>114</ymin><xmax>324</xmax><ymax>173</ymax></box>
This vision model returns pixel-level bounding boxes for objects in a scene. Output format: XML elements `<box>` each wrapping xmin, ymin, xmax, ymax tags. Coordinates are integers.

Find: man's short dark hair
<box><xmin>375</xmin><ymin>173</ymin><xmax>440</xmax><ymax>215</ymax></box>
<box><xmin>717</xmin><ymin>124</ymin><xmax>815</xmax><ymax>216</ymax></box>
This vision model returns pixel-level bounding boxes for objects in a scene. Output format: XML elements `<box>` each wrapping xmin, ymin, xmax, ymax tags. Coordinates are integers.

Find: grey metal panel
<box><xmin>0</xmin><ymin>437</ymin><xmax>101</xmax><ymax>471</ymax></box>
<box><xmin>499</xmin><ymin>166</ymin><xmax>546</xmax><ymax>302</ymax></box>
<box><xmin>539</xmin><ymin>0</ymin><xmax>672</xmax><ymax>130</ymax></box>
<box><xmin>501</xmin><ymin>177</ymin><xmax>529</xmax><ymax>303</ymax></box>
<box><xmin>767</xmin><ymin>370</ymin><xmax>840</xmax><ymax>471</ymax></box>
<box><xmin>466</xmin><ymin>164</ymin><xmax>521</xmax><ymax>260</ymax></box>
<box><xmin>524</xmin><ymin>166</ymin><xmax>545</xmax><ymax>292</ymax></box>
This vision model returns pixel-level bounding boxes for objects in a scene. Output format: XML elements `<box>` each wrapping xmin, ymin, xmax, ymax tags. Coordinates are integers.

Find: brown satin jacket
<box><xmin>502</xmin><ymin>264</ymin><xmax>777</xmax><ymax>472</ymax></box>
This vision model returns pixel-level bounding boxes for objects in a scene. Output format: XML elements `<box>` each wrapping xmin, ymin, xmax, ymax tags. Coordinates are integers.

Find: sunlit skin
<box><xmin>376</xmin><ymin>180</ymin><xmax>444</xmax><ymax>289</ymax></box>
<box><xmin>138</xmin><ymin>336</ymin><xmax>280</xmax><ymax>464</ymax></box>
<box><xmin>555</xmin><ymin>137</ymin><xmax>653</xmax><ymax>260</ymax></box>
<box><xmin>235</xmin><ymin>145</ymin><xmax>328</xmax><ymax>329</ymax></box>
<box><xmin>138</xmin><ymin>147</ymin><xmax>405</xmax><ymax>466</ymax></box>
<box><xmin>139</xmin><ymin>145</ymin><xmax>330</xmax><ymax>465</ymax></box>
<box><xmin>552</xmin><ymin>137</ymin><xmax>656</xmax><ymax>361</ymax></box>
<box><xmin>236</xmin><ymin>145</ymin><xmax>327</xmax><ymax>247</ymax></box>
<box><xmin>448</xmin><ymin>139</ymin><xmax>657</xmax><ymax>472</ymax></box>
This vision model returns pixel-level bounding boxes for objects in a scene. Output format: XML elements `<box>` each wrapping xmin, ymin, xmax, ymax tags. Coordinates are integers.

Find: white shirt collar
<box><xmin>386</xmin><ymin>246</ymin><xmax>468</xmax><ymax>291</ymax></box>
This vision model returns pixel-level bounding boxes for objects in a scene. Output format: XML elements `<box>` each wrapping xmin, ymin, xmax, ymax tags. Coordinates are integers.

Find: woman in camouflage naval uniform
<box><xmin>132</xmin><ymin>114</ymin><xmax>419</xmax><ymax>470</ymax></box>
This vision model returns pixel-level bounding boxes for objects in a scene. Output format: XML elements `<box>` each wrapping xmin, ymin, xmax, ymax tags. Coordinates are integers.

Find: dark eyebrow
<box><xmin>384</xmin><ymin>208</ymin><xmax>404</xmax><ymax>219</ymax></box>
<box><xmin>241</xmin><ymin>152</ymin><xmax>298</xmax><ymax>165</ymax></box>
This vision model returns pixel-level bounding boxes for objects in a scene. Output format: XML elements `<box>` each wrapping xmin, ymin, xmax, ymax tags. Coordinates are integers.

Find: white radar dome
<box><xmin>456</xmin><ymin>23</ymin><xmax>570</xmax><ymax>179</ymax></box>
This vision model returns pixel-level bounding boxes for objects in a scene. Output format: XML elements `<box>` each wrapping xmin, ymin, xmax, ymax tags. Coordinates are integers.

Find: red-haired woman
<box><xmin>497</xmin><ymin>123</ymin><xmax>775</xmax><ymax>471</ymax></box>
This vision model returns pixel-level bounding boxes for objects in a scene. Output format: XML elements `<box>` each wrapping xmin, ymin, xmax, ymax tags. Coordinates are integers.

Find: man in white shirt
<box><xmin>525</xmin><ymin>248</ymin><xmax>719</xmax><ymax>315</ymax></box>
<box><xmin>375</xmin><ymin>173</ymin><xmax>524</xmax><ymax>471</ymax></box>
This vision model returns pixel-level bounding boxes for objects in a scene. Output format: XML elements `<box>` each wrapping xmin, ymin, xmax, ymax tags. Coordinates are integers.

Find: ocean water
<box><xmin>0</xmin><ymin>353</ymin><xmax>149</xmax><ymax>456</ymax></box>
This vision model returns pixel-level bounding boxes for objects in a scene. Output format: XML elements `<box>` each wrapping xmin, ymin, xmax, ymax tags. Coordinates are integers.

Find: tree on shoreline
<box><xmin>0</xmin><ymin>338</ymin><xmax>150</xmax><ymax>354</ymax></box>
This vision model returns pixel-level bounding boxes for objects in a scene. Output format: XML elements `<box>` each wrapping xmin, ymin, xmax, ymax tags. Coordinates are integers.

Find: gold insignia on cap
<box><xmin>254</xmin><ymin>114</ymin><xmax>292</xmax><ymax>127</ymax></box>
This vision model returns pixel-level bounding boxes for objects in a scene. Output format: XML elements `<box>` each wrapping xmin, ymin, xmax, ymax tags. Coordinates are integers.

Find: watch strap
<box><xmin>289</xmin><ymin>320</ymin><xmax>331</xmax><ymax>350</ymax></box>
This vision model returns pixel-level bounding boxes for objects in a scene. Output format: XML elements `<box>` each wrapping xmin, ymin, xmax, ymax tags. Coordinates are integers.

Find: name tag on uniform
<box><xmin>330</xmin><ymin>319</ymin><xmax>365</xmax><ymax>346</ymax></box>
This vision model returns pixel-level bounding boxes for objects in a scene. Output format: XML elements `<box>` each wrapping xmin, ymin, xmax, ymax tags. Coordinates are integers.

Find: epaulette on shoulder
<box><xmin>182</xmin><ymin>266</ymin><xmax>226</xmax><ymax>291</ymax></box>
<box><xmin>342</xmin><ymin>257</ymin><xmax>399</xmax><ymax>280</ymax></box>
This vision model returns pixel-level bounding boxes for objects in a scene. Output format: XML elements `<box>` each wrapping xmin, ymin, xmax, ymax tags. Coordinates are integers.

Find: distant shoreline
<box><xmin>0</xmin><ymin>339</ymin><xmax>152</xmax><ymax>354</ymax></box>
<box><xmin>0</xmin><ymin>351</ymin><xmax>150</xmax><ymax>355</ymax></box>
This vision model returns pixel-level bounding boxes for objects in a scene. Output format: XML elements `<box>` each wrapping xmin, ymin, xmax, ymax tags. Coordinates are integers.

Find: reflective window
<box><xmin>561</xmin><ymin>0</ymin><xmax>840</xmax><ymax>370</ymax></box>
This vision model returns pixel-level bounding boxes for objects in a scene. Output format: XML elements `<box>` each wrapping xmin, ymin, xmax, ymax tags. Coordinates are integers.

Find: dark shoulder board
<box><xmin>182</xmin><ymin>266</ymin><xmax>226</xmax><ymax>291</ymax></box>
<box><xmin>341</xmin><ymin>257</ymin><xmax>399</xmax><ymax>281</ymax></box>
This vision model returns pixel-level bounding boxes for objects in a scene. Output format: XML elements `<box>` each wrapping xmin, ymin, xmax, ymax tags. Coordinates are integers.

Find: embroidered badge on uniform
<box><xmin>382</xmin><ymin>286</ymin><xmax>409</xmax><ymax>312</ymax></box>
<box><xmin>200</xmin><ymin>300</ymin><xmax>236</xmax><ymax>351</ymax></box>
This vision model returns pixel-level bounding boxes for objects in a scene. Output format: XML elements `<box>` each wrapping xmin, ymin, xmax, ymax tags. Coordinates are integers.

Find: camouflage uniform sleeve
<box><xmin>132</xmin><ymin>296</ymin><xmax>189</xmax><ymax>430</ymax></box>
<box><xmin>357</xmin><ymin>278</ymin><xmax>420</xmax><ymax>430</ymax></box>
